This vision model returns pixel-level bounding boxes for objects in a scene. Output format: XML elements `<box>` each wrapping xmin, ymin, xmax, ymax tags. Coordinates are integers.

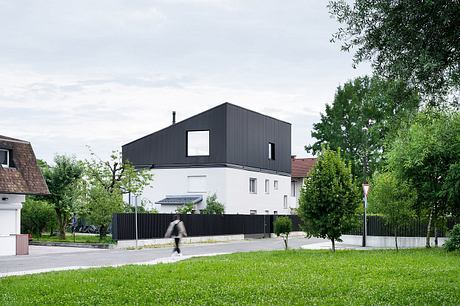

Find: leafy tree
<box><xmin>85</xmin><ymin>149</ymin><xmax>153</xmax><ymax>196</ymax></box>
<box><xmin>21</xmin><ymin>198</ymin><xmax>56</xmax><ymax>237</ymax></box>
<box><xmin>85</xmin><ymin>149</ymin><xmax>153</xmax><ymax>233</ymax></box>
<box><xmin>298</xmin><ymin>148</ymin><xmax>360</xmax><ymax>252</ymax></box>
<box><xmin>386</xmin><ymin>110</ymin><xmax>460</xmax><ymax>247</ymax></box>
<box><xmin>87</xmin><ymin>183</ymin><xmax>125</xmax><ymax>239</ymax></box>
<box><xmin>202</xmin><ymin>194</ymin><xmax>225</xmax><ymax>214</ymax></box>
<box><xmin>444</xmin><ymin>224</ymin><xmax>460</xmax><ymax>252</ymax></box>
<box><xmin>42</xmin><ymin>155</ymin><xmax>84</xmax><ymax>239</ymax></box>
<box><xmin>368</xmin><ymin>172</ymin><xmax>416</xmax><ymax>251</ymax></box>
<box><xmin>176</xmin><ymin>203</ymin><xmax>194</xmax><ymax>214</ymax></box>
<box><xmin>274</xmin><ymin>216</ymin><xmax>292</xmax><ymax>250</ymax></box>
<box><xmin>306</xmin><ymin>76</ymin><xmax>419</xmax><ymax>180</ymax></box>
<box><xmin>329</xmin><ymin>0</ymin><xmax>460</xmax><ymax>105</ymax></box>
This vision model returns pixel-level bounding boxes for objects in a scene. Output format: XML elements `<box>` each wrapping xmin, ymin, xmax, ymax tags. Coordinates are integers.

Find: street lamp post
<box><xmin>362</xmin><ymin>125</ymin><xmax>369</xmax><ymax>247</ymax></box>
<box><xmin>135</xmin><ymin>195</ymin><xmax>139</xmax><ymax>249</ymax></box>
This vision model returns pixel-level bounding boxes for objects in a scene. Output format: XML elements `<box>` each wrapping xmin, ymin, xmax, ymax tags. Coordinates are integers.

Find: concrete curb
<box><xmin>29</xmin><ymin>241</ymin><xmax>115</xmax><ymax>249</ymax></box>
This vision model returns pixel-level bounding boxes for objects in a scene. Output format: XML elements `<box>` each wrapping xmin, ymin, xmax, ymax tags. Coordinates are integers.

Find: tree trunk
<box><xmin>331</xmin><ymin>239</ymin><xmax>335</xmax><ymax>252</ymax></box>
<box><xmin>99</xmin><ymin>225</ymin><xmax>107</xmax><ymax>239</ymax></box>
<box><xmin>434</xmin><ymin>224</ymin><xmax>438</xmax><ymax>247</ymax></box>
<box><xmin>56</xmin><ymin>210</ymin><xmax>66</xmax><ymax>240</ymax></box>
<box><xmin>394</xmin><ymin>226</ymin><xmax>398</xmax><ymax>252</ymax></box>
<box><xmin>426</xmin><ymin>208</ymin><xmax>433</xmax><ymax>248</ymax></box>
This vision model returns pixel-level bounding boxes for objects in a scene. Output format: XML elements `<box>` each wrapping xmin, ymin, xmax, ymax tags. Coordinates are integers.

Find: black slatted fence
<box><xmin>112</xmin><ymin>213</ymin><xmax>458</xmax><ymax>241</ymax></box>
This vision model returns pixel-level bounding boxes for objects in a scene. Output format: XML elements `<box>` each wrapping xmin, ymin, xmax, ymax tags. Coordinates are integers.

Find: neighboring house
<box><xmin>122</xmin><ymin>103</ymin><xmax>294</xmax><ymax>214</ymax></box>
<box><xmin>0</xmin><ymin>135</ymin><xmax>49</xmax><ymax>256</ymax></box>
<box><xmin>291</xmin><ymin>156</ymin><xmax>317</xmax><ymax>209</ymax></box>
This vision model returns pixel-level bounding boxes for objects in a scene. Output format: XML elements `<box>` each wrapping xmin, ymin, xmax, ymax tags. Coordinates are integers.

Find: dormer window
<box><xmin>0</xmin><ymin>149</ymin><xmax>9</xmax><ymax>167</ymax></box>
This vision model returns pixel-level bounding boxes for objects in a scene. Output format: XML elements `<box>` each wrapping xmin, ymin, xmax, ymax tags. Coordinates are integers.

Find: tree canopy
<box><xmin>298</xmin><ymin>148</ymin><xmax>360</xmax><ymax>251</ymax></box>
<box><xmin>329</xmin><ymin>0</ymin><xmax>460</xmax><ymax>104</ymax></box>
<box><xmin>306</xmin><ymin>76</ymin><xmax>419</xmax><ymax>180</ymax></box>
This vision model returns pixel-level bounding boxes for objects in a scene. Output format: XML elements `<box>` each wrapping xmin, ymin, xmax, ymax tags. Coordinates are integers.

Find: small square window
<box><xmin>249</xmin><ymin>178</ymin><xmax>257</xmax><ymax>194</ymax></box>
<box><xmin>268</xmin><ymin>143</ymin><xmax>275</xmax><ymax>160</ymax></box>
<box><xmin>265</xmin><ymin>179</ymin><xmax>270</xmax><ymax>194</ymax></box>
<box><xmin>274</xmin><ymin>180</ymin><xmax>279</xmax><ymax>190</ymax></box>
<box><xmin>283</xmin><ymin>195</ymin><xmax>288</xmax><ymax>209</ymax></box>
<box><xmin>187</xmin><ymin>130</ymin><xmax>210</xmax><ymax>156</ymax></box>
<box><xmin>0</xmin><ymin>149</ymin><xmax>9</xmax><ymax>167</ymax></box>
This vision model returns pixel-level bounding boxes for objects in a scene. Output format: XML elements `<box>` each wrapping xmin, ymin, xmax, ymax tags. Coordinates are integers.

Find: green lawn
<box><xmin>1</xmin><ymin>249</ymin><xmax>459</xmax><ymax>305</ymax></box>
<box><xmin>33</xmin><ymin>233</ymin><xmax>114</xmax><ymax>244</ymax></box>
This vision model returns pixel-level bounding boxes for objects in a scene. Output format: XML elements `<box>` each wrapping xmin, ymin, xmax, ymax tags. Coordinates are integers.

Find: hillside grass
<box><xmin>1</xmin><ymin>249</ymin><xmax>459</xmax><ymax>305</ymax></box>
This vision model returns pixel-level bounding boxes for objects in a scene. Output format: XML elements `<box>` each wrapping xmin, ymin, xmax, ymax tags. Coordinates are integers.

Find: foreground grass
<box><xmin>1</xmin><ymin>249</ymin><xmax>459</xmax><ymax>305</ymax></box>
<box><xmin>33</xmin><ymin>233</ymin><xmax>114</xmax><ymax>244</ymax></box>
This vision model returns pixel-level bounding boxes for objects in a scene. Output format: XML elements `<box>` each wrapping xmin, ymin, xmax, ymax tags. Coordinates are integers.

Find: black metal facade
<box><xmin>122</xmin><ymin>103</ymin><xmax>291</xmax><ymax>175</ymax></box>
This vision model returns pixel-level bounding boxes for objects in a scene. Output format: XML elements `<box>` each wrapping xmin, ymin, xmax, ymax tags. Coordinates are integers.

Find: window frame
<box><xmin>268</xmin><ymin>142</ymin><xmax>275</xmax><ymax>160</ymax></box>
<box><xmin>274</xmin><ymin>180</ymin><xmax>279</xmax><ymax>190</ymax></box>
<box><xmin>186</xmin><ymin>130</ymin><xmax>210</xmax><ymax>157</ymax></box>
<box><xmin>283</xmin><ymin>195</ymin><xmax>288</xmax><ymax>209</ymax></box>
<box><xmin>291</xmin><ymin>181</ymin><xmax>296</xmax><ymax>197</ymax></box>
<box><xmin>0</xmin><ymin>149</ymin><xmax>9</xmax><ymax>168</ymax></box>
<box><xmin>249</xmin><ymin>178</ymin><xmax>257</xmax><ymax>194</ymax></box>
<box><xmin>265</xmin><ymin>179</ymin><xmax>270</xmax><ymax>194</ymax></box>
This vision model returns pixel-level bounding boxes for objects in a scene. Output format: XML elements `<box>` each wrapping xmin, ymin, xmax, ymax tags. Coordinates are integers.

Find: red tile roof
<box><xmin>0</xmin><ymin>135</ymin><xmax>49</xmax><ymax>195</ymax></box>
<box><xmin>291</xmin><ymin>157</ymin><xmax>317</xmax><ymax>178</ymax></box>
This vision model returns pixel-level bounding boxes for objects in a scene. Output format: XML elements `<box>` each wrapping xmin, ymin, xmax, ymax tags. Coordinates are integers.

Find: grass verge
<box><xmin>1</xmin><ymin>249</ymin><xmax>459</xmax><ymax>305</ymax></box>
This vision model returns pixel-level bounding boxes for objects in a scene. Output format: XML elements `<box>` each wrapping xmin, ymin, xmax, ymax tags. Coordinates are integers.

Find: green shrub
<box><xmin>444</xmin><ymin>224</ymin><xmax>460</xmax><ymax>252</ymax></box>
<box><xmin>202</xmin><ymin>194</ymin><xmax>225</xmax><ymax>214</ymax></box>
<box><xmin>274</xmin><ymin>216</ymin><xmax>292</xmax><ymax>250</ymax></box>
<box><xmin>21</xmin><ymin>198</ymin><xmax>56</xmax><ymax>237</ymax></box>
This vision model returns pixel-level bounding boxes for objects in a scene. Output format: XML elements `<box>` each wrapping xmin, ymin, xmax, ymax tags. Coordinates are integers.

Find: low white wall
<box><xmin>116</xmin><ymin>234</ymin><xmax>245</xmax><ymax>249</ymax></box>
<box><xmin>341</xmin><ymin>235</ymin><xmax>447</xmax><ymax>248</ymax></box>
<box><xmin>0</xmin><ymin>235</ymin><xmax>16</xmax><ymax>256</ymax></box>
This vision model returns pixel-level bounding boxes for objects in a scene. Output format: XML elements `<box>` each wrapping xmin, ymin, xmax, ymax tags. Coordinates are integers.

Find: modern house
<box><xmin>122</xmin><ymin>103</ymin><xmax>294</xmax><ymax>214</ymax></box>
<box><xmin>291</xmin><ymin>156</ymin><xmax>316</xmax><ymax>208</ymax></box>
<box><xmin>0</xmin><ymin>135</ymin><xmax>49</xmax><ymax>256</ymax></box>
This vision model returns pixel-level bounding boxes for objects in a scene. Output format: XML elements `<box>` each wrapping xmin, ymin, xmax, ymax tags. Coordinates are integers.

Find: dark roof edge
<box><xmin>0</xmin><ymin>137</ymin><xmax>29</xmax><ymax>144</ymax></box>
<box><xmin>122</xmin><ymin>102</ymin><xmax>291</xmax><ymax>148</ymax></box>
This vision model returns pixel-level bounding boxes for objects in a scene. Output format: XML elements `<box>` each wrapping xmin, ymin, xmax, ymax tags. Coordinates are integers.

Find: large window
<box><xmin>0</xmin><ymin>149</ymin><xmax>9</xmax><ymax>167</ymax></box>
<box><xmin>187</xmin><ymin>130</ymin><xmax>210</xmax><ymax>156</ymax></box>
<box><xmin>249</xmin><ymin>178</ymin><xmax>257</xmax><ymax>194</ymax></box>
<box><xmin>268</xmin><ymin>142</ymin><xmax>275</xmax><ymax>160</ymax></box>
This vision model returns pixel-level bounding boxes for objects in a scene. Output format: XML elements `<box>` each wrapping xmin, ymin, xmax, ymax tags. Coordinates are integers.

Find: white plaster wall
<box><xmin>0</xmin><ymin>194</ymin><xmax>25</xmax><ymax>256</ymax></box>
<box><xmin>131</xmin><ymin>167</ymin><xmax>294</xmax><ymax>214</ymax></box>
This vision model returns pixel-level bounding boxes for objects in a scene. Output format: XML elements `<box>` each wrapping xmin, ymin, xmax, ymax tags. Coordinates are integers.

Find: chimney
<box><xmin>172</xmin><ymin>111</ymin><xmax>176</xmax><ymax>125</ymax></box>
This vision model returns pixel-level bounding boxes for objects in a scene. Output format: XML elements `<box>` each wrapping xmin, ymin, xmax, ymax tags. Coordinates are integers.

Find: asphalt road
<box><xmin>0</xmin><ymin>236</ymin><xmax>326</xmax><ymax>276</ymax></box>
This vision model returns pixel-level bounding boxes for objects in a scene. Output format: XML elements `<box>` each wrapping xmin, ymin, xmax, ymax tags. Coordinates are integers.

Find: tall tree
<box><xmin>42</xmin><ymin>155</ymin><xmax>84</xmax><ymax>239</ymax></box>
<box><xmin>368</xmin><ymin>172</ymin><xmax>416</xmax><ymax>251</ymax></box>
<box><xmin>298</xmin><ymin>148</ymin><xmax>360</xmax><ymax>252</ymax></box>
<box><xmin>386</xmin><ymin>110</ymin><xmax>460</xmax><ymax>247</ymax></box>
<box><xmin>306</xmin><ymin>76</ymin><xmax>419</xmax><ymax>180</ymax></box>
<box><xmin>329</xmin><ymin>0</ymin><xmax>460</xmax><ymax>105</ymax></box>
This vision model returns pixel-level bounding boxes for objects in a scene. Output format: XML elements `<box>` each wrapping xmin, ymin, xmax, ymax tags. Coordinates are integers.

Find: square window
<box><xmin>265</xmin><ymin>179</ymin><xmax>270</xmax><ymax>194</ymax></box>
<box><xmin>0</xmin><ymin>149</ymin><xmax>9</xmax><ymax>167</ymax></box>
<box><xmin>274</xmin><ymin>180</ymin><xmax>278</xmax><ymax>190</ymax></box>
<box><xmin>187</xmin><ymin>131</ymin><xmax>209</xmax><ymax>156</ymax></box>
<box><xmin>249</xmin><ymin>178</ymin><xmax>257</xmax><ymax>194</ymax></box>
<box><xmin>268</xmin><ymin>142</ymin><xmax>275</xmax><ymax>160</ymax></box>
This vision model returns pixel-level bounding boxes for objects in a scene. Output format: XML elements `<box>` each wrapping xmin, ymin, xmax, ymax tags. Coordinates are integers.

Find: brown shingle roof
<box><xmin>0</xmin><ymin>135</ymin><xmax>49</xmax><ymax>195</ymax></box>
<box><xmin>291</xmin><ymin>157</ymin><xmax>317</xmax><ymax>178</ymax></box>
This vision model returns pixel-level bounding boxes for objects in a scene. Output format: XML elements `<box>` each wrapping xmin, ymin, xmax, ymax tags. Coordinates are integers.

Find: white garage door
<box><xmin>0</xmin><ymin>210</ymin><xmax>16</xmax><ymax>235</ymax></box>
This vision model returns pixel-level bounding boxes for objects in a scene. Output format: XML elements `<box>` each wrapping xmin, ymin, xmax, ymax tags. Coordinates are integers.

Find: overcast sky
<box><xmin>0</xmin><ymin>0</ymin><xmax>370</xmax><ymax>163</ymax></box>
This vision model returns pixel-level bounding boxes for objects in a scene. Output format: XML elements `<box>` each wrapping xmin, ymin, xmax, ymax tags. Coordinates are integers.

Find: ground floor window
<box><xmin>283</xmin><ymin>195</ymin><xmax>288</xmax><ymax>209</ymax></box>
<box><xmin>249</xmin><ymin>178</ymin><xmax>257</xmax><ymax>194</ymax></box>
<box><xmin>274</xmin><ymin>180</ymin><xmax>278</xmax><ymax>190</ymax></box>
<box><xmin>265</xmin><ymin>179</ymin><xmax>270</xmax><ymax>194</ymax></box>
<box><xmin>291</xmin><ymin>181</ymin><xmax>296</xmax><ymax>197</ymax></box>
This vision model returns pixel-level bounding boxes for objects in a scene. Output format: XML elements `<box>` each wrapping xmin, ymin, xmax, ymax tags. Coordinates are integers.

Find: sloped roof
<box><xmin>291</xmin><ymin>157</ymin><xmax>317</xmax><ymax>178</ymax></box>
<box><xmin>0</xmin><ymin>135</ymin><xmax>49</xmax><ymax>195</ymax></box>
<box><xmin>156</xmin><ymin>195</ymin><xmax>203</xmax><ymax>205</ymax></box>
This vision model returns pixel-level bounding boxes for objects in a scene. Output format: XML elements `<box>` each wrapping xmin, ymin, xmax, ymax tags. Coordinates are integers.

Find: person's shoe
<box><xmin>178</xmin><ymin>253</ymin><xmax>183</xmax><ymax>257</ymax></box>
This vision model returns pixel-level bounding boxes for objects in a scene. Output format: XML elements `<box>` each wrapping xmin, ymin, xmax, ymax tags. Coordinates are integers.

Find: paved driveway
<box><xmin>0</xmin><ymin>237</ymin><xmax>326</xmax><ymax>277</ymax></box>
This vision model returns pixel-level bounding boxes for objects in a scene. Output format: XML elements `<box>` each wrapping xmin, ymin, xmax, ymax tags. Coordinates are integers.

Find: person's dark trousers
<box><xmin>174</xmin><ymin>238</ymin><xmax>181</xmax><ymax>254</ymax></box>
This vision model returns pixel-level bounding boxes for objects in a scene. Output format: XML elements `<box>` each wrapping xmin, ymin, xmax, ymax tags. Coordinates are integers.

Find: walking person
<box><xmin>165</xmin><ymin>214</ymin><xmax>187</xmax><ymax>256</ymax></box>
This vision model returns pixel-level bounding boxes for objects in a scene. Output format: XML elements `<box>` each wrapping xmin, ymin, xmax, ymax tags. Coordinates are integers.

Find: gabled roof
<box><xmin>0</xmin><ymin>135</ymin><xmax>49</xmax><ymax>195</ymax></box>
<box><xmin>291</xmin><ymin>157</ymin><xmax>317</xmax><ymax>179</ymax></box>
